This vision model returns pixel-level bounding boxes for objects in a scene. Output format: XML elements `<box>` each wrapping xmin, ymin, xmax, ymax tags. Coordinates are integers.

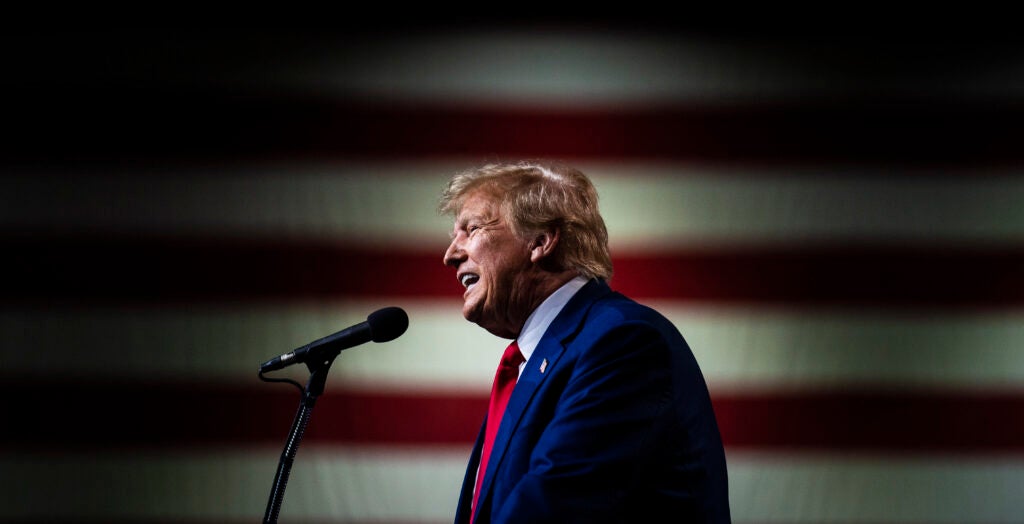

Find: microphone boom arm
<box><xmin>262</xmin><ymin>352</ymin><xmax>336</xmax><ymax>524</ymax></box>
<box><xmin>258</xmin><ymin>306</ymin><xmax>408</xmax><ymax>523</ymax></box>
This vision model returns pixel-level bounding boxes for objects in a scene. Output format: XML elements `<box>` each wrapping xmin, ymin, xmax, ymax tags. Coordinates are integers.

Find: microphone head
<box><xmin>367</xmin><ymin>306</ymin><xmax>409</xmax><ymax>343</ymax></box>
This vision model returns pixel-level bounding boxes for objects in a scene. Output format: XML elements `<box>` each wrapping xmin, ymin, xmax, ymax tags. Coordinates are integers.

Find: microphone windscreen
<box><xmin>367</xmin><ymin>307</ymin><xmax>409</xmax><ymax>343</ymax></box>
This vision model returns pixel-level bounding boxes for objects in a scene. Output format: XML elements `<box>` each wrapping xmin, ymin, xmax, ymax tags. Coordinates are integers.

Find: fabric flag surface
<box><xmin>2</xmin><ymin>30</ymin><xmax>1023</xmax><ymax>523</ymax></box>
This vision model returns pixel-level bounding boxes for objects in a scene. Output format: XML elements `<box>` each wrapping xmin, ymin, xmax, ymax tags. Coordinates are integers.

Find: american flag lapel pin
<box><xmin>539</xmin><ymin>358</ymin><xmax>548</xmax><ymax>373</ymax></box>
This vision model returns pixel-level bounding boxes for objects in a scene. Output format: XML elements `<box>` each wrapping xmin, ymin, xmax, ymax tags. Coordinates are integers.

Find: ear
<box><xmin>529</xmin><ymin>227</ymin><xmax>559</xmax><ymax>264</ymax></box>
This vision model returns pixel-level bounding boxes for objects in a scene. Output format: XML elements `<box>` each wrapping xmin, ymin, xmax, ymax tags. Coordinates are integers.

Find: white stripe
<box><xmin>4</xmin><ymin>162</ymin><xmax>1024</xmax><ymax>248</ymax></box>
<box><xmin>240</xmin><ymin>33</ymin><xmax>1024</xmax><ymax>104</ymax></box>
<box><xmin>5</xmin><ymin>302</ymin><xmax>1024</xmax><ymax>392</ymax></box>
<box><xmin>0</xmin><ymin>446</ymin><xmax>468</xmax><ymax>522</ymax></box>
<box><xmin>2</xmin><ymin>448</ymin><xmax>1022</xmax><ymax>523</ymax></box>
<box><xmin>590</xmin><ymin>162</ymin><xmax>1024</xmax><ymax>250</ymax></box>
<box><xmin>726</xmin><ymin>451</ymin><xmax>1024</xmax><ymax>523</ymax></box>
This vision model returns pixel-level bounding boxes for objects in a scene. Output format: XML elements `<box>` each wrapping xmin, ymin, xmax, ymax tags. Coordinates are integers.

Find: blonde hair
<box><xmin>439</xmin><ymin>161</ymin><xmax>613</xmax><ymax>279</ymax></box>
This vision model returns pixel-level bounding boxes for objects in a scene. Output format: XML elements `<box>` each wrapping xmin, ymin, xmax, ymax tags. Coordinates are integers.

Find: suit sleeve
<box><xmin>494</xmin><ymin>319</ymin><xmax>680</xmax><ymax>523</ymax></box>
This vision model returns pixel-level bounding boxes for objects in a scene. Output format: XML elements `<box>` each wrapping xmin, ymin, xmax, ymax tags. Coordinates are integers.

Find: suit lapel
<box><xmin>475</xmin><ymin>279</ymin><xmax>612</xmax><ymax>512</ymax></box>
<box><xmin>455</xmin><ymin>423</ymin><xmax>485</xmax><ymax>523</ymax></box>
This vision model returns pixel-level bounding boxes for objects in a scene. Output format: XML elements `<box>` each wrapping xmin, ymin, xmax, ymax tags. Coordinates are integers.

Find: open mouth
<box><xmin>460</xmin><ymin>273</ymin><xmax>480</xmax><ymax>289</ymax></box>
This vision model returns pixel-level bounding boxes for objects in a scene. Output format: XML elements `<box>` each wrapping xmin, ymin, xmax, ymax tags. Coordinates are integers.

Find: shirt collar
<box><xmin>516</xmin><ymin>275</ymin><xmax>589</xmax><ymax>375</ymax></box>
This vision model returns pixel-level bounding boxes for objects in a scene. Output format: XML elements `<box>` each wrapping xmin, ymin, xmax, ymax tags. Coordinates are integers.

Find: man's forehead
<box><xmin>455</xmin><ymin>192</ymin><xmax>500</xmax><ymax>222</ymax></box>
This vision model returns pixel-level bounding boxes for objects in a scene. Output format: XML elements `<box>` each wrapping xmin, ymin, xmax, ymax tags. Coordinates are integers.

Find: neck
<box><xmin>499</xmin><ymin>270</ymin><xmax>579</xmax><ymax>339</ymax></box>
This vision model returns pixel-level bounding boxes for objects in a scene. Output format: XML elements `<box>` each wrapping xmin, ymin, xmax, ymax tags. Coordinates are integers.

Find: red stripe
<box><xmin>4</xmin><ymin>381</ymin><xmax>1024</xmax><ymax>454</ymax></box>
<box><xmin>714</xmin><ymin>390</ymin><xmax>1024</xmax><ymax>454</ymax></box>
<box><xmin>6</xmin><ymin>94</ymin><xmax>1024</xmax><ymax>167</ymax></box>
<box><xmin>0</xmin><ymin>381</ymin><xmax>484</xmax><ymax>450</ymax></box>
<box><xmin>617</xmin><ymin>247</ymin><xmax>1024</xmax><ymax>307</ymax></box>
<box><xmin>5</xmin><ymin>235</ymin><xmax>1024</xmax><ymax>306</ymax></box>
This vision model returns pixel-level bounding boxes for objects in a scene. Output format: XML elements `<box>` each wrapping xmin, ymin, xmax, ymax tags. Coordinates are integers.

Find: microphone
<box><xmin>259</xmin><ymin>307</ymin><xmax>408</xmax><ymax>373</ymax></box>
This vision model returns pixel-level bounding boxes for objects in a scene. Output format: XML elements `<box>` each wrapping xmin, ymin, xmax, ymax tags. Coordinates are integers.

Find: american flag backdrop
<box><xmin>2</xmin><ymin>29</ymin><xmax>1024</xmax><ymax>523</ymax></box>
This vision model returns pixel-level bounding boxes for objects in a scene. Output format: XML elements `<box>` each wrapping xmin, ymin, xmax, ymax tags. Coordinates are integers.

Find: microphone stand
<box><xmin>261</xmin><ymin>353</ymin><xmax>338</xmax><ymax>524</ymax></box>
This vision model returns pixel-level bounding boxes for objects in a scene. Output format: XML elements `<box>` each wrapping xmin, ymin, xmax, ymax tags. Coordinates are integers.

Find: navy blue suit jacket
<box><xmin>455</xmin><ymin>279</ymin><xmax>730</xmax><ymax>523</ymax></box>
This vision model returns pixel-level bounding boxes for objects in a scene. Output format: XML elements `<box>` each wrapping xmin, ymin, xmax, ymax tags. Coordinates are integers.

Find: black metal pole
<box><xmin>263</xmin><ymin>356</ymin><xmax>335</xmax><ymax>524</ymax></box>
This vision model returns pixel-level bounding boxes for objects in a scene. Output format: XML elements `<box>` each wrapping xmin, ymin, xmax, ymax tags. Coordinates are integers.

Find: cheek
<box><xmin>491</xmin><ymin>258</ymin><xmax>529</xmax><ymax>295</ymax></box>
<box><xmin>475</xmin><ymin>261</ymin><xmax>506</xmax><ymax>298</ymax></box>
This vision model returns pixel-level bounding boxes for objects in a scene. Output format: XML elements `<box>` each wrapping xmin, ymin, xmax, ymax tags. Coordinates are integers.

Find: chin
<box><xmin>461</xmin><ymin>289</ymin><xmax>485</xmax><ymax>321</ymax></box>
<box><xmin>462</xmin><ymin>302</ymin><xmax>482</xmax><ymax>324</ymax></box>
<box><xmin>464</xmin><ymin>309</ymin><xmax>504</xmax><ymax>338</ymax></box>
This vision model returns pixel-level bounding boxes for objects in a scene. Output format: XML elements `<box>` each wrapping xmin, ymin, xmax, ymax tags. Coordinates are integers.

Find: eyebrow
<box><xmin>457</xmin><ymin>212</ymin><xmax>484</xmax><ymax>225</ymax></box>
<box><xmin>450</xmin><ymin>212</ymin><xmax>499</xmax><ymax>238</ymax></box>
<box><xmin>456</xmin><ymin>208</ymin><xmax>497</xmax><ymax>226</ymax></box>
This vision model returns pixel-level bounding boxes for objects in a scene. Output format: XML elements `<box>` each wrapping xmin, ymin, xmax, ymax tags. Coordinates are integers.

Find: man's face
<box><xmin>443</xmin><ymin>190</ymin><xmax>535</xmax><ymax>338</ymax></box>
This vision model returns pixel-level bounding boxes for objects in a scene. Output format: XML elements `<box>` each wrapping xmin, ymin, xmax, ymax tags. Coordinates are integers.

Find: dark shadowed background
<box><xmin>2</xmin><ymin>27</ymin><xmax>1023</xmax><ymax>523</ymax></box>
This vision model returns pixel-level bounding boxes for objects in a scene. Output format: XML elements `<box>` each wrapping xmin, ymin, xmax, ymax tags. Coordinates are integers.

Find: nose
<box><xmin>444</xmin><ymin>236</ymin><xmax>465</xmax><ymax>268</ymax></box>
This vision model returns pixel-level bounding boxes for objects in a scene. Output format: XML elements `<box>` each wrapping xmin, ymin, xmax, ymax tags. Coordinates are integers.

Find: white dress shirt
<box><xmin>514</xmin><ymin>275</ymin><xmax>589</xmax><ymax>380</ymax></box>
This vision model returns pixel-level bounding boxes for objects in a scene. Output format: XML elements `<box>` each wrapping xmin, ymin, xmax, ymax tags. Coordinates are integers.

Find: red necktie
<box><xmin>471</xmin><ymin>340</ymin><xmax>524</xmax><ymax>522</ymax></box>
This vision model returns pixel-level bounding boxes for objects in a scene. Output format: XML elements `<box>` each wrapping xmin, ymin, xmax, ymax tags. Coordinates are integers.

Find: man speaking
<box><xmin>440</xmin><ymin>162</ymin><xmax>730</xmax><ymax>523</ymax></box>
